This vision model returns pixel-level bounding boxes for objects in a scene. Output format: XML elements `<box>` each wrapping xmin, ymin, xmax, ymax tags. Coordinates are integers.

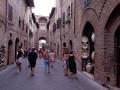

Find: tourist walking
<box><xmin>68</xmin><ymin>51</ymin><xmax>78</xmax><ymax>79</ymax></box>
<box><xmin>38</xmin><ymin>48</ymin><xmax>42</xmax><ymax>59</ymax></box>
<box><xmin>62</xmin><ymin>48</ymin><xmax>69</xmax><ymax>76</ymax></box>
<box><xmin>28</xmin><ymin>48</ymin><xmax>38</xmax><ymax>76</ymax></box>
<box><xmin>16</xmin><ymin>47</ymin><xmax>23</xmax><ymax>72</ymax></box>
<box><xmin>49</xmin><ymin>50</ymin><xmax>55</xmax><ymax>69</ymax></box>
<box><xmin>42</xmin><ymin>47</ymin><xmax>50</xmax><ymax>73</ymax></box>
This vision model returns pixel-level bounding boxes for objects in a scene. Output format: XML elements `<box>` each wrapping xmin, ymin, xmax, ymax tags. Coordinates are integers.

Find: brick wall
<box><xmin>74</xmin><ymin>0</ymin><xmax>120</xmax><ymax>88</ymax></box>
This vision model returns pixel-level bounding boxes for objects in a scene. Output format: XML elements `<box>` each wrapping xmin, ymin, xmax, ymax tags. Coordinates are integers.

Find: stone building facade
<box><xmin>48</xmin><ymin>8</ymin><xmax>56</xmax><ymax>50</ymax></box>
<box><xmin>74</xmin><ymin>0</ymin><xmax>120</xmax><ymax>88</ymax></box>
<box><xmin>0</xmin><ymin>0</ymin><xmax>37</xmax><ymax>68</ymax></box>
<box><xmin>35</xmin><ymin>15</ymin><xmax>48</xmax><ymax>48</ymax></box>
<box><xmin>48</xmin><ymin>0</ymin><xmax>120</xmax><ymax>88</ymax></box>
<box><xmin>61</xmin><ymin>0</ymin><xmax>75</xmax><ymax>50</ymax></box>
<box><xmin>48</xmin><ymin>0</ymin><xmax>75</xmax><ymax>59</ymax></box>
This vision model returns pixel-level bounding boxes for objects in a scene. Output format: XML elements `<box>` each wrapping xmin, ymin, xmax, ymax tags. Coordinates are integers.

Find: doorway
<box><xmin>15</xmin><ymin>38</ymin><xmax>19</xmax><ymax>61</ymax></box>
<box><xmin>7</xmin><ymin>40</ymin><xmax>13</xmax><ymax>65</ymax></box>
<box><xmin>115</xmin><ymin>26</ymin><xmax>120</xmax><ymax>87</ymax></box>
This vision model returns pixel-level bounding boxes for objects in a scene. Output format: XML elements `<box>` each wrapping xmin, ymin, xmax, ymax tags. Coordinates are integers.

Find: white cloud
<box><xmin>32</xmin><ymin>0</ymin><xmax>55</xmax><ymax>16</ymax></box>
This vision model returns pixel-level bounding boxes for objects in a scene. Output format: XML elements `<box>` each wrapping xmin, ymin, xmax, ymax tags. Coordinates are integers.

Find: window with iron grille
<box><xmin>66</xmin><ymin>6</ymin><xmax>71</xmax><ymax>25</ymax></box>
<box><xmin>8</xmin><ymin>4</ymin><xmax>13</xmax><ymax>21</ymax></box>
<box><xmin>22</xmin><ymin>20</ymin><xmax>25</xmax><ymax>30</ymax></box>
<box><xmin>71</xmin><ymin>3</ymin><xmax>73</xmax><ymax>18</ymax></box>
<box><xmin>53</xmin><ymin>23</ymin><xmax>56</xmax><ymax>32</ymax></box>
<box><xmin>63</xmin><ymin>12</ymin><xmax>65</xmax><ymax>26</ymax></box>
<box><xmin>57</xmin><ymin>18</ymin><xmax>61</xmax><ymax>29</ymax></box>
<box><xmin>29</xmin><ymin>30</ymin><xmax>33</xmax><ymax>38</ymax></box>
<box><xmin>26</xmin><ymin>25</ymin><xmax>28</xmax><ymax>33</ymax></box>
<box><xmin>67</xmin><ymin>6</ymin><xmax>71</xmax><ymax>19</ymax></box>
<box><xmin>19</xmin><ymin>17</ymin><xmax>21</xmax><ymax>27</ymax></box>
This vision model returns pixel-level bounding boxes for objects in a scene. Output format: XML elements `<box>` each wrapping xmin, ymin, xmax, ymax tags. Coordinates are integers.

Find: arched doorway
<box><xmin>7</xmin><ymin>40</ymin><xmax>13</xmax><ymax>65</ymax></box>
<box><xmin>63</xmin><ymin>42</ymin><xmax>67</xmax><ymax>48</ymax></box>
<box><xmin>15</xmin><ymin>38</ymin><xmax>19</xmax><ymax>61</ymax></box>
<box><xmin>115</xmin><ymin>26</ymin><xmax>120</xmax><ymax>87</ymax></box>
<box><xmin>81</xmin><ymin>22</ymin><xmax>95</xmax><ymax>74</ymax></box>
<box><xmin>104</xmin><ymin>3</ymin><xmax>120</xmax><ymax>87</ymax></box>
<box><xmin>69</xmin><ymin>40</ymin><xmax>73</xmax><ymax>51</ymax></box>
<box><xmin>39</xmin><ymin>37</ymin><xmax>47</xmax><ymax>48</ymax></box>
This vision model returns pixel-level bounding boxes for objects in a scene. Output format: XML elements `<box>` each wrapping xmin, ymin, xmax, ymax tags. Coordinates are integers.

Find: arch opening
<box><xmin>114</xmin><ymin>26</ymin><xmax>120</xmax><ymax>87</ymax></box>
<box><xmin>15</xmin><ymin>38</ymin><xmax>19</xmax><ymax>61</ymax></box>
<box><xmin>81</xmin><ymin>22</ymin><xmax>95</xmax><ymax>74</ymax></box>
<box><xmin>104</xmin><ymin>3</ymin><xmax>120</xmax><ymax>87</ymax></box>
<box><xmin>7</xmin><ymin>40</ymin><xmax>13</xmax><ymax>65</ymax></box>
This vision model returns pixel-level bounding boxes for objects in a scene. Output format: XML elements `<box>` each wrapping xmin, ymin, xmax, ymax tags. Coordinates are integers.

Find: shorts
<box><xmin>29</xmin><ymin>61</ymin><xmax>36</xmax><ymax>68</ymax></box>
<box><xmin>16</xmin><ymin>57</ymin><xmax>22</xmax><ymax>66</ymax></box>
<box><xmin>16</xmin><ymin>61</ymin><xmax>21</xmax><ymax>66</ymax></box>
<box><xmin>63</xmin><ymin>61</ymin><xmax>67</xmax><ymax>68</ymax></box>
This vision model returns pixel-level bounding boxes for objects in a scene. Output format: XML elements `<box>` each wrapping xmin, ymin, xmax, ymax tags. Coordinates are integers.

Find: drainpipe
<box><xmin>5</xmin><ymin>0</ymin><xmax>8</xmax><ymax>32</ymax></box>
<box><xmin>74</xmin><ymin>0</ymin><xmax>76</xmax><ymax>37</ymax></box>
<box><xmin>60</xmin><ymin>0</ymin><xmax>63</xmax><ymax>60</ymax></box>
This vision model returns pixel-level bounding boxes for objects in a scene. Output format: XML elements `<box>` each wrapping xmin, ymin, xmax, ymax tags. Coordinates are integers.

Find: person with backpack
<box><xmin>28</xmin><ymin>48</ymin><xmax>38</xmax><ymax>76</ymax></box>
<box><xmin>16</xmin><ymin>47</ymin><xmax>23</xmax><ymax>72</ymax></box>
<box><xmin>62</xmin><ymin>48</ymin><xmax>69</xmax><ymax>76</ymax></box>
<box><xmin>42</xmin><ymin>47</ymin><xmax>50</xmax><ymax>74</ymax></box>
<box><xmin>49</xmin><ymin>50</ymin><xmax>55</xmax><ymax>69</ymax></box>
<box><xmin>68</xmin><ymin>51</ymin><xmax>78</xmax><ymax>79</ymax></box>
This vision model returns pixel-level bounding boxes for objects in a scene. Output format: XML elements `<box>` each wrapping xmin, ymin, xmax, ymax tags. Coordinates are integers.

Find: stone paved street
<box><xmin>0</xmin><ymin>58</ymin><xmax>107</xmax><ymax>90</ymax></box>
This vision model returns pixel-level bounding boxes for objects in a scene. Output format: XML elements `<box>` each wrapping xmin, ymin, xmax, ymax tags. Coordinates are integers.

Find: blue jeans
<box><xmin>44</xmin><ymin>59</ymin><xmax>50</xmax><ymax>73</ymax></box>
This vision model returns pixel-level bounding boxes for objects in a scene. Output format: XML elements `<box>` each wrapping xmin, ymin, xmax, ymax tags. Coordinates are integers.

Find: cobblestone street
<box><xmin>0</xmin><ymin>58</ymin><xmax>107</xmax><ymax>90</ymax></box>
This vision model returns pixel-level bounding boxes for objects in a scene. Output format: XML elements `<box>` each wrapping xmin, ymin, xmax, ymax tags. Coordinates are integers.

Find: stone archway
<box><xmin>39</xmin><ymin>37</ymin><xmax>47</xmax><ymax>48</ymax></box>
<box><xmin>81</xmin><ymin>22</ymin><xmax>95</xmax><ymax>74</ymax></box>
<box><xmin>7</xmin><ymin>40</ymin><xmax>13</xmax><ymax>65</ymax></box>
<box><xmin>39</xmin><ymin>37</ymin><xmax>46</xmax><ymax>41</ymax></box>
<box><xmin>104</xmin><ymin>3</ymin><xmax>120</xmax><ymax>87</ymax></box>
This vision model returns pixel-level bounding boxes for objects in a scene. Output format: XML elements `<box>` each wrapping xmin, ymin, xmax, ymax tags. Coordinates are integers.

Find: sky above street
<box><xmin>32</xmin><ymin>0</ymin><xmax>55</xmax><ymax>16</ymax></box>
